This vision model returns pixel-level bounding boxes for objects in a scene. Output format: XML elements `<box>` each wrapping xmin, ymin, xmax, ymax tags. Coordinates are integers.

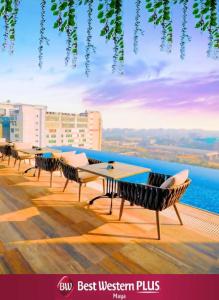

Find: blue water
<box><xmin>52</xmin><ymin>146</ymin><xmax>219</xmax><ymax>215</ymax></box>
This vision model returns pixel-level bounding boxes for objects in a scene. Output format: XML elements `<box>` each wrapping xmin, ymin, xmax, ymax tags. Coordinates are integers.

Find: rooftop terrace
<box><xmin>0</xmin><ymin>160</ymin><xmax>218</xmax><ymax>274</ymax></box>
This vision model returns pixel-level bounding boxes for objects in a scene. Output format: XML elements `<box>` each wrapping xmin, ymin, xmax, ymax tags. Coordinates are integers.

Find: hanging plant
<box><xmin>2</xmin><ymin>1</ymin><xmax>10</xmax><ymax>50</ymax></box>
<box><xmin>39</xmin><ymin>0</ymin><xmax>49</xmax><ymax>68</ymax></box>
<box><xmin>0</xmin><ymin>0</ymin><xmax>20</xmax><ymax>53</ymax></box>
<box><xmin>85</xmin><ymin>0</ymin><xmax>95</xmax><ymax>76</ymax></box>
<box><xmin>98</xmin><ymin>0</ymin><xmax>124</xmax><ymax>74</ymax></box>
<box><xmin>97</xmin><ymin>0</ymin><xmax>109</xmax><ymax>42</ymax></box>
<box><xmin>193</xmin><ymin>0</ymin><xmax>219</xmax><ymax>59</ymax></box>
<box><xmin>145</xmin><ymin>0</ymin><xmax>173</xmax><ymax>53</ymax></box>
<box><xmin>179</xmin><ymin>0</ymin><xmax>191</xmax><ymax>60</ymax></box>
<box><xmin>51</xmin><ymin>0</ymin><xmax>78</xmax><ymax>67</ymax></box>
<box><xmin>160</xmin><ymin>0</ymin><xmax>173</xmax><ymax>53</ymax></box>
<box><xmin>134</xmin><ymin>0</ymin><xmax>143</xmax><ymax>54</ymax></box>
<box><xmin>9</xmin><ymin>0</ymin><xmax>21</xmax><ymax>54</ymax></box>
<box><xmin>0</xmin><ymin>0</ymin><xmax>219</xmax><ymax>75</ymax></box>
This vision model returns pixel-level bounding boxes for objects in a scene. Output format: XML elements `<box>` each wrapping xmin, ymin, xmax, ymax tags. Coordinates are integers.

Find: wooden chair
<box><xmin>60</xmin><ymin>158</ymin><xmax>105</xmax><ymax>202</ymax></box>
<box><xmin>117</xmin><ymin>172</ymin><xmax>191</xmax><ymax>240</ymax></box>
<box><xmin>35</xmin><ymin>156</ymin><xmax>61</xmax><ymax>187</ymax></box>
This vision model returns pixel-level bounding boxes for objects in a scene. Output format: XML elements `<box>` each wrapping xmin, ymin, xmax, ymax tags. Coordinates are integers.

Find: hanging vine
<box><xmin>9</xmin><ymin>0</ymin><xmax>21</xmax><ymax>54</ymax></box>
<box><xmin>179</xmin><ymin>0</ymin><xmax>191</xmax><ymax>60</ymax></box>
<box><xmin>160</xmin><ymin>0</ymin><xmax>173</xmax><ymax>53</ymax></box>
<box><xmin>0</xmin><ymin>0</ymin><xmax>219</xmax><ymax>75</ymax></box>
<box><xmin>0</xmin><ymin>0</ymin><xmax>21</xmax><ymax>53</ymax></box>
<box><xmin>134</xmin><ymin>0</ymin><xmax>143</xmax><ymax>54</ymax></box>
<box><xmin>39</xmin><ymin>0</ymin><xmax>49</xmax><ymax>68</ymax></box>
<box><xmin>145</xmin><ymin>0</ymin><xmax>173</xmax><ymax>54</ymax></box>
<box><xmin>97</xmin><ymin>0</ymin><xmax>124</xmax><ymax>74</ymax></box>
<box><xmin>193</xmin><ymin>0</ymin><xmax>219</xmax><ymax>59</ymax></box>
<box><xmin>85</xmin><ymin>0</ymin><xmax>95</xmax><ymax>76</ymax></box>
<box><xmin>51</xmin><ymin>0</ymin><xmax>78</xmax><ymax>68</ymax></box>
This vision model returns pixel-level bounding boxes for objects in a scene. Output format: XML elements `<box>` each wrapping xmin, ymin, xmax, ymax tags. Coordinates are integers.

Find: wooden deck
<box><xmin>0</xmin><ymin>159</ymin><xmax>218</xmax><ymax>274</ymax></box>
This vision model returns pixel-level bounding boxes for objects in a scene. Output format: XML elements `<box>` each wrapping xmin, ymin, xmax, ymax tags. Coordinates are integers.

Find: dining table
<box><xmin>17</xmin><ymin>147</ymin><xmax>61</xmax><ymax>176</ymax></box>
<box><xmin>79</xmin><ymin>161</ymin><xmax>151</xmax><ymax>214</ymax></box>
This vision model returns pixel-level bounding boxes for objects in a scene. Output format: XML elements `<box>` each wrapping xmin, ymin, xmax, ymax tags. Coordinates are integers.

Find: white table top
<box><xmin>79</xmin><ymin>162</ymin><xmax>151</xmax><ymax>180</ymax></box>
<box><xmin>17</xmin><ymin>147</ymin><xmax>61</xmax><ymax>155</ymax></box>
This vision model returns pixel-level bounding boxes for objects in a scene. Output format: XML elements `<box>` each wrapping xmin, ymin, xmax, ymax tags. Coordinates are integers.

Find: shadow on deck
<box><xmin>0</xmin><ymin>160</ymin><xmax>218</xmax><ymax>274</ymax></box>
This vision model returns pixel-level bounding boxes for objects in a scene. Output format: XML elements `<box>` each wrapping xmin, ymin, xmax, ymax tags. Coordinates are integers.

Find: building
<box><xmin>0</xmin><ymin>101</ymin><xmax>102</xmax><ymax>150</ymax></box>
<box><xmin>0</xmin><ymin>116</ymin><xmax>10</xmax><ymax>141</ymax></box>
<box><xmin>9</xmin><ymin>104</ymin><xmax>47</xmax><ymax>147</ymax></box>
<box><xmin>45</xmin><ymin>111</ymin><xmax>102</xmax><ymax>150</ymax></box>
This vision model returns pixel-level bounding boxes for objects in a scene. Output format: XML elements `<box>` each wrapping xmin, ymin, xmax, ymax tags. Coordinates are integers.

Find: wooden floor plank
<box><xmin>0</xmin><ymin>159</ymin><xmax>218</xmax><ymax>274</ymax></box>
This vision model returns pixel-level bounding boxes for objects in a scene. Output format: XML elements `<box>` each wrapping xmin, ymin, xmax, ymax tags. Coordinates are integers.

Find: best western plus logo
<box><xmin>57</xmin><ymin>277</ymin><xmax>160</xmax><ymax>298</ymax></box>
<box><xmin>57</xmin><ymin>276</ymin><xmax>74</xmax><ymax>297</ymax></box>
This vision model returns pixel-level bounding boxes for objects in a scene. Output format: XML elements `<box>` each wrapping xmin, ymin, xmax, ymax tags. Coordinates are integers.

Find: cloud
<box><xmin>124</xmin><ymin>60</ymin><xmax>168</xmax><ymax>79</ymax></box>
<box><xmin>82</xmin><ymin>71</ymin><xmax>219</xmax><ymax>113</ymax></box>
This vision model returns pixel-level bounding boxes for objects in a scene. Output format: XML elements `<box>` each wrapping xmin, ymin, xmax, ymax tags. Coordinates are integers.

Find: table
<box><xmin>79</xmin><ymin>162</ymin><xmax>151</xmax><ymax>214</ymax></box>
<box><xmin>17</xmin><ymin>147</ymin><xmax>61</xmax><ymax>175</ymax></box>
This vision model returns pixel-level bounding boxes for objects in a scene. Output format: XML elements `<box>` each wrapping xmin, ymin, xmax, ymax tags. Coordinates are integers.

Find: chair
<box><xmin>60</xmin><ymin>158</ymin><xmax>104</xmax><ymax>202</ymax></box>
<box><xmin>0</xmin><ymin>145</ymin><xmax>12</xmax><ymax>165</ymax></box>
<box><xmin>117</xmin><ymin>172</ymin><xmax>191</xmax><ymax>240</ymax></box>
<box><xmin>35</xmin><ymin>156</ymin><xmax>61</xmax><ymax>187</ymax></box>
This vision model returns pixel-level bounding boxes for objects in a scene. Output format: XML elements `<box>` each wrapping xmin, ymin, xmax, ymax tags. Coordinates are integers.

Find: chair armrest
<box><xmin>88</xmin><ymin>158</ymin><xmax>102</xmax><ymax>165</ymax></box>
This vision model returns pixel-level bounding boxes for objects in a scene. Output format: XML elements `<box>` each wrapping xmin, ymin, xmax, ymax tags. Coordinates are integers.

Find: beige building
<box><xmin>0</xmin><ymin>101</ymin><xmax>102</xmax><ymax>150</ymax></box>
<box><xmin>45</xmin><ymin>111</ymin><xmax>102</xmax><ymax>150</ymax></box>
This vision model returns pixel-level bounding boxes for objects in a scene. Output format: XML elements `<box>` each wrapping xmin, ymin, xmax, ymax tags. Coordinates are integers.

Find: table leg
<box><xmin>23</xmin><ymin>154</ymin><xmax>40</xmax><ymax>176</ymax></box>
<box><xmin>23</xmin><ymin>166</ymin><xmax>38</xmax><ymax>176</ymax></box>
<box><xmin>89</xmin><ymin>178</ymin><xmax>118</xmax><ymax>215</ymax></box>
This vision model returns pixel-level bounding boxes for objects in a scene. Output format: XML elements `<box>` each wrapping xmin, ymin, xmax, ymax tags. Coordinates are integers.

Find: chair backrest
<box><xmin>35</xmin><ymin>156</ymin><xmax>60</xmax><ymax>172</ymax></box>
<box><xmin>60</xmin><ymin>157</ymin><xmax>102</xmax><ymax>182</ymax></box>
<box><xmin>148</xmin><ymin>172</ymin><xmax>171</xmax><ymax>187</ymax></box>
<box><xmin>118</xmin><ymin>173</ymin><xmax>191</xmax><ymax>211</ymax></box>
<box><xmin>0</xmin><ymin>145</ymin><xmax>11</xmax><ymax>156</ymax></box>
<box><xmin>60</xmin><ymin>161</ymin><xmax>79</xmax><ymax>182</ymax></box>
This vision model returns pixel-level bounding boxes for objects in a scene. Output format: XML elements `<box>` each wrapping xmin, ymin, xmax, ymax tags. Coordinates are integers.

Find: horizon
<box><xmin>0</xmin><ymin>0</ymin><xmax>218</xmax><ymax>130</ymax></box>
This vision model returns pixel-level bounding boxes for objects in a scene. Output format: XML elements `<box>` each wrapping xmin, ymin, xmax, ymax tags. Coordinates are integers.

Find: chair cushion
<box><xmin>66</xmin><ymin>152</ymin><xmax>89</xmax><ymax>168</ymax></box>
<box><xmin>14</xmin><ymin>142</ymin><xmax>32</xmax><ymax>150</ymax></box>
<box><xmin>173</xmin><ymin>169</ymin><xmax>189</xmax><ymax>186</ymax></box>
<box><xmin>78</xmin><ymin>171</ymin><xmax>98</xmax><ymax>183</ymax></box>
<box><xmin>52</xmin><ymin>151</ymin><xmax>76</xmax><ymax>162</ymax></box>
<box><xmin>160</xmin><ymin>176</ymin><xmax>175</xmax><ymax>189</ymax></box>
<box><xmin>160</xmin><ymin>169</ymin><xmax>189</xmax><ymax>189</ymax></box>
<box><xmin>17</xmin><ymin>152</ymin><xmax>34</xmax><ymax>159</ymax></box>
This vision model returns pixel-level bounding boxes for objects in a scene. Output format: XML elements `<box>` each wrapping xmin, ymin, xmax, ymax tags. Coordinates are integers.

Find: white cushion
<box><xmin>78</xmin><ymin>171</ymin><xmax>98</xmax><ymax>182</ymax></box>
<box><xmin>173</xmin><ymin>169</ymin><xmax>189</xmax><ymax>186</ymax></box>
<box><xmin>160</xmin><ymin>169</ymin><xmax>189</xmax><ymax>189</ymax></box>
<box><xmin>66</xmin><ymin>152</ymin><xmax>88</xmax><ymax>167</ymax></box>
<box><xmin>160</xmin><ymin>176</ymin><xmax>175</xmax><ymax>189</ymax></box>
<box><xmin>52</xmin><ymin>151</ymin><xmax>75</xmax><ymax>160</ymax></box>
<box><xmin>14</xmin><ymin>142</ymin><xmax>32</xmax><ymax>150</ymax></box>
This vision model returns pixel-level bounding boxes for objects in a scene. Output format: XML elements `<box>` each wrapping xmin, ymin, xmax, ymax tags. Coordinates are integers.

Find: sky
<box><xmin>0</xmin><ymin>0</ymin><xmax>219</xmax><ymax>130</ymax></box>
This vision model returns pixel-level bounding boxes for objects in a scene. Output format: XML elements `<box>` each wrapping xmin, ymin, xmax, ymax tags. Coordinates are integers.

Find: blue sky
<box><xmin>0</xmin><ymin>0</ymin><xmax>218</xmax><ymax>130</ymax></box>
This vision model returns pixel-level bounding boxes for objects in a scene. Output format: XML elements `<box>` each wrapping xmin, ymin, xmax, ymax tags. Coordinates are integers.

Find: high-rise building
<box><xmin>0</xmin><ymin>102</ymin><xmax>102</xmax><ymax>150</ymax></box>
<box><xmin>9</xmin><ymin>104</ymin><xmax>47</xmax><ymax>147</ymax></box>
<box><xmin>45</xmin><ymin>111</ymin><xmax>102</xmax><ymax>150</ymax></box>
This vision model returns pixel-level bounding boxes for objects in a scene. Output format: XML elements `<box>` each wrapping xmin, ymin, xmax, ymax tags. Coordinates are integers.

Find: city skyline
<box><xmin>0</xmin><ymin>1</ymin><xmax>218</xmax><ymax>130</ymax></box>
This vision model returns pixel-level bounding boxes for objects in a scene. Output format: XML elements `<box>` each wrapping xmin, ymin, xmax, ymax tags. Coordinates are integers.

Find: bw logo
<box><xmin>57</xmin><ymin>276</ymin><xmax>74</xmax><ymax>297</ymax></box>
